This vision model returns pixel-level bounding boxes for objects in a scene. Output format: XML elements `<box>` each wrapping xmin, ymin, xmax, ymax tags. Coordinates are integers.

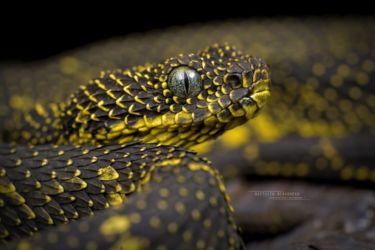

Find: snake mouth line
<box><xmin>250</xmin><ymin>78</ymin><xmax>271</xmax><ymax>106</ymax></box>
<box><xmin>239</xmin><ymin>79</ymin><xmax>271</xmax><ymax>119</ymax></box>
<box><xmin>252</xmin><ymin>89</ymin><xmax>271</xmax><ymax>110</ymax></box>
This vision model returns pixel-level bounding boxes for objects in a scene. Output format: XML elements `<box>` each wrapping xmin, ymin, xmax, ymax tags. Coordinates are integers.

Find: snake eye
<box><xmin>226</xmin><ymin>73</ymin><xmax>243</xmax><ymax>89</ymax></box>
<box><xmin>168</xmin><ymin>66</ymin><xmax>202</xmax><ymax>98</ymax></box>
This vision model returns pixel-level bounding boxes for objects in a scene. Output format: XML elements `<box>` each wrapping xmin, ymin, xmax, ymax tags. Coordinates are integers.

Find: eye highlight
<box><xmin>168</xmin><ymin>66</ymin><xmax>202</xmax><ymax>98</ymax></box>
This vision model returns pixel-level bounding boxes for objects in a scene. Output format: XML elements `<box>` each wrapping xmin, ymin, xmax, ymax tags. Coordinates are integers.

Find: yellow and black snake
<box><xmin>0</xmin><ymin>17</ymin><xmax>374</xmax><ymax>250</ymax></box>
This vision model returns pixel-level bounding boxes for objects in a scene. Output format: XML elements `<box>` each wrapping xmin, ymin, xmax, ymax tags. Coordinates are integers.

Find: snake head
<box><xmin>63</xmin><ymin>44</ymin><xmax>271</xmax><ymax>147</ymax></box>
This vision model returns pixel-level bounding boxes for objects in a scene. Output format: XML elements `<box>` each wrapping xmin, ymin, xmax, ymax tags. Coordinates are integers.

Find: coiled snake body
<box><xmin>0</xmin><ymin>18</ymin><xmax>374</xmax><ymax>250</ymax></box>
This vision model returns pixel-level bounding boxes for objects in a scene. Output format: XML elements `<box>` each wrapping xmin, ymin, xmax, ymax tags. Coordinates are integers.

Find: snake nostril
<box><xmin>226</xmin><ymin>73</ymin><xmax>243</xmax><ymax>89</ymax></box>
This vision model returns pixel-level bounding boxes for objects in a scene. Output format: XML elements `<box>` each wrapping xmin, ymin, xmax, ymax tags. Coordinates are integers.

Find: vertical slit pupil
<box><xmin>183</xmin><ymin>72</ymin><xmax>190</xmax><ymax>94</ymax></box>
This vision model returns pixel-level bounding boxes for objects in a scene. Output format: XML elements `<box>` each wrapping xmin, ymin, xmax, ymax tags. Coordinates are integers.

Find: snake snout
<box><xmin>250</xmin><ymin>78</ymin><xmax>271</xmax><ymax>109</ymax></box>
<box><xmin>249</xmin><ymin>61</ymin><xmax>271</xmax><ymax>110</ymax></box>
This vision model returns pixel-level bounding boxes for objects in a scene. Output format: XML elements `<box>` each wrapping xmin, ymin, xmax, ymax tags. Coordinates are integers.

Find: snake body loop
<box><xmin>0</xmin><ymin>44</ymin><xmax>270</xmax><ymax>249</ymax></box>
<box><xmin>0</xmin><ymin>17</ymin><xmax>374</xmax><ymax>250</ymax></box>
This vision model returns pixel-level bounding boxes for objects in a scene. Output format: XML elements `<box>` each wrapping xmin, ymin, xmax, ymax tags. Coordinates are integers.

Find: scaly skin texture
<box><xmin>0</xmin><ymin>44</ymin><xmax>270</xmax><ymax>249</ymax></box>
<box><xmin>0</xmin><ymin>17</ymin><xmax>374</xmax><ymax>249</ymax></box>
<box><xmin>1</xmin><ymin>144</ymin><xmax>242</xmax><ymax>249</ymax></box>
<box><xmin>0</xmin><ymin>18</ymin><xmax>374</xmax><ymax>184</ymax></box>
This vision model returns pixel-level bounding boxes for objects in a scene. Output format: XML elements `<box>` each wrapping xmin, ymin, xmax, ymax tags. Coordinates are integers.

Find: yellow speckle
<box><xmin>264</xmin><ymin>161</ymin><xmax>280</xmax><ymax>176</ymax></box>
<box><xmin>167</xmin><ymin>222</ymin><xmax>178</xmax><ymax>234</ymax></box>
<box><xmin>82</xmin><ymin>149</ymin><xmax>90</xmax><ymax>155</ymax></box>
<box><xmin>100</xmin><ymin>215</ymin><xmax>130</xmax><ymax>236</ymax></box>
<box><xmin>129</xmin><ymin>213</ymin><xmax>141</xmax><ymax>224</ymax></box>
<box><xmin>178</xmin><ymin>187</ymin><xmax>189</xmax><ymax>197</ymax></box>
<box><xmin>87</xmin><ymin>199</ymin><xmax>93</xmax><ymax>206</ymax></box>
<box><xmin>203</xmin><ymin>218</ymin><xmax>212</xmax><ymax>228</ymax></box>
<box><xmin>157</xmin><ymin>200</ymin><xmax>168</xmax><ymax>210</ymax></box>
<box><xmin>312</xmin><ymin>63</ymin><xmax>326</xmax><ymax>76</ymax></box>
<box><xmin>209</xmin><ymin>197</ymin><xmax>218</xmax><ymax>207</ymax></box>
<box><xmin>182</xmin><ymin>231</ymin><xmax>192</xmax><ymax>242</ymax></box>
<box><xmin>191</xmin><ymin>209</ymin><xmax>201</xmax><ymax>221</ymax></box>
<box><xmin>229</xmin><ymin>237</ymin><xmax>236</xmax><ymax>246</ymax></box>
<box><xmin>356</xmin><ymin>166</ymin><xmax>369</xmax><ymax>181</ymax></box>
<box><xmin>337</xmin><ymin>64</ymin><xmax>350</xmax><ymax>77</ymax></box>
<box><xmin>188</xmin><ymin>162</ymin><xmax>210</xmax><ymax>172</ymax></box>
<box><xmin>176</xmin><ymin>175</ymin><xmax>186</xmax><ymax>183</ymax></box>
<box><xmin>112</xmin><ymin>236</ymin><xmax>149</xmax><ymax>250</ymax></box>
<box><xmin>17</xmin><ymin>240</ymin><xmax>31</xmax><ymax>250</ymax></box>
<box><xmin>66</xmin><ymin>176</ymin><xmax>87</xmax><ymax>189</ymax></box>
<box><xmin>108</xmin><ymin>193</ymin><xmax>125</xmax><ymax>206</ymax></box>
<box><xmin>98</xmin><ymin>166</ymin><xmax>119</xmax><ymax>181</ymax></box>
<box><xmin>331</xmin><ymin>156</ymin><xmax>344</xmax><ymax>170</ymax></box>
<box><xmin>20</xmin><ymin>204</ymin><xmax>35</xmax><ymax>219</ymax></box>
<box><xmin>295</xmin><ymin>163</ymin><xmax>309</xmax><ymax>177</ymax></box>
<box><xmin>197</xmin><ymin>240</ymin><xmax>206</xmax><ymax>249</ymax></box>
<box><xmin>74</xmin><ymin>169</ymin><xmax>81</xmax><ymax>177</ymax></box>
<box><xmin>217</xmin><ymin>229</ymin><xmax>225</xmax><ymax>238</ymax></box>
<box><xmin>35</xmin><ymin>103</ymin><xmax>48</xmax><ymax>117</ymax></box>
<box><xmin>158</xmin><ymin>158</ymin><xmax>181</xmax><ymax>167</ymax></box>
<box><xmin>174</xmin><ymin>202</ymin><xmax>186</xmax><ymax>214</ymax></box>
<box><xmin>85</xmin><ymin>241</ymin><xmax>98</xmax><ymax>250</ymax></box>
<box><xmin>356</xmin><ymin>72</ymin><xmax>369</xmax><ymax>85</ymax></box>
<box><xmin>16</xmin><ymin>159</ymin><xmax>22</xmax><ymax>166</ymax></box>
<box><xmin>330</xmin><ymin>74</ymin><xmax>343</xmax><ymax>87</ymax></box>
<box><xmin>158</xmin><ymin>188</ymin><xmax>170</xmax><ymax>197</ymax></box>
<box><xmin>10</xmin><ymin>95</ymin><xmax>34</xmax><ymax>111</ymax></box>
<box><xmin>149</xmin><ymin>216</ymin><xmax>161</xmax><ymax>228</ymax></box>
<box><xmin>195</xmin><ymin>190</ymin><xmax>205</xmax><ymax>200</ymax></box>
<box><xmin>0</xmin><ymin>182</ymin><xmax>16</xmax><ymax>193</ymax></box>
<box><xmin>341</xmin><ymin>166</ymin><xmax>354</xmax><ymax>180</ymax></box>
<box><xmin>136</xmin><ymin>199</ymin><xmax>147</xmax><ymax>210</ymax></box>
<box><xmin>60</xmin><ymin>56</ymin><xmax>80</xmax><ymax>75</ymax></box>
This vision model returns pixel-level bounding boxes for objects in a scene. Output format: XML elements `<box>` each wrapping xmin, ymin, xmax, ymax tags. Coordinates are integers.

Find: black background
<box><xmin>0</xmin><ymin>2</ymin><xmax>373</xmax><ymax>62</ymax></box>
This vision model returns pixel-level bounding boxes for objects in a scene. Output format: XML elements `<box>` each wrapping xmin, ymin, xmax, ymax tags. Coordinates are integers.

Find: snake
<box><xmin>0</xmin><ymin>17</ymin><xmax>374</xmax><ymax>250</ymax></box>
